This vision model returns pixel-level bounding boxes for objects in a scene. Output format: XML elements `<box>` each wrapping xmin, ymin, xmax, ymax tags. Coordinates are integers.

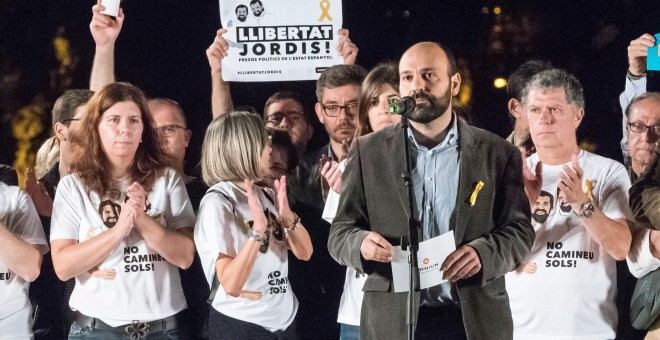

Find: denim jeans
<box><xmin>68</xmin><ymin>321</ymin><xmax>189</xmax><ymax>339</ymax></box>
<box><xmin>339</xmin><ymin>323</ymin><xmax>360</xmax><ymax>340</ymax></box>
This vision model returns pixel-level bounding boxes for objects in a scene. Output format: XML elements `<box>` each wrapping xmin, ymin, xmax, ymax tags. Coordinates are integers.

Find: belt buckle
<box><xmin>125</xmin><ymin>320</ymin><xmax>149</xmax><ymax>339</ymax></box>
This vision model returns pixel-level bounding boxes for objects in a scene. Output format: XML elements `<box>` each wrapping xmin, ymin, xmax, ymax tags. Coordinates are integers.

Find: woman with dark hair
<box><xmin>195</xmin><ymin>111</ymin><xmax>312</xmax><ymax>340</ymax></box>
<box><xmin>50</xmin><ymin>82</ymin><xmax>196</xmax><ymax>339</ymax></box>
<box><xmin>321</xmin><ymin>62</ymin><xmax>401</xmax><ymax>340</ymax></box>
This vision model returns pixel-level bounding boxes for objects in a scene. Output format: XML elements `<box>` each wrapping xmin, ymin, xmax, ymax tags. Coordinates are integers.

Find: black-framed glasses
<box><xmin>61</xmin><ymin>118</ymin><xmax>80</xmax><ymax>125</ymax></box>
<box><xmin>157</xmin><ymin>124</ymin><xmax>187</xmax><ymax>137</ymax></box>
<box><xmin>628</xmin><ymin>122</ymin><xmax>660</xmax><ymax>136</ymax></box>
<box><xmin>320</xmin><ymin>102</ymin><xmax>358</xmax><ymax>117</ymax></box>
<box><xmin>265</xmin><ymin>112</ymin><xmax>304</xmax><ymax>126</ymax></box>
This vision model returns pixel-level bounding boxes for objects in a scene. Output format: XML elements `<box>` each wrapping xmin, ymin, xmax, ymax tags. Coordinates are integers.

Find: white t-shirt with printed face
<box><xmin>506</xmin><ymin>150</ymin><xmax>633</xmax><ymax>340</ymax></box>
<box><xmin>0</xmin><ymin>182</ymin><xmax>48</xmax><ymax>336</ymax></box>
<box><xmin>194</xmin><ymin>181</ymin><xmax>297</xmax><ymax>332</ymax></box>
<box><xmin>50</xmin><ymin>169</ymin><xmax>195</xmax><ymax>326</ymax></box>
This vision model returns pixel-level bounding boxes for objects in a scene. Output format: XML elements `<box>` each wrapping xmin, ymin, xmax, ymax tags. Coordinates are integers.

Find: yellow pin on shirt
<box><xmin>470</xmin><ymin>181</ymin><xmax>485</xmax><ymax>206</ymax></box>
<box><xmin>583</xmin><ymin>179</ymin><xmax>594</xmax><ymax>201</ymax></box>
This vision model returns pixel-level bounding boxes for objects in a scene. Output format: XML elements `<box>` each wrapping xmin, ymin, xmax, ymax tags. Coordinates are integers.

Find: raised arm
<box><xmin>207</xmin><ymin>28</ymin><xmax>233</xmax><ymax>119</ymax></box>
<box><xmin>89</xmin><ymin>0</ymin><xmax>124</xmax><ymax>91</ymax></box>
<box><xmin>214</xmin><ymin>181</ymin><xmax>269</xmax><ymax>296</ymax></box>
<box><xmin>274</xmin><ymin>176</ymin><xmax>312</xmax><ymax>261</ymax></box>
<box><xmin>619</xmin><ymin>33</ymin><xmax>654</xmax><ymax>163</ymax></box>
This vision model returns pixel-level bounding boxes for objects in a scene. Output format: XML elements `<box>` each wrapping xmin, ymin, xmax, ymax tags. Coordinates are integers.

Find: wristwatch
<box><xmin>574</xmin><ymin>200</ymin><xmax>596</xmax><ymax>218</ymax></box>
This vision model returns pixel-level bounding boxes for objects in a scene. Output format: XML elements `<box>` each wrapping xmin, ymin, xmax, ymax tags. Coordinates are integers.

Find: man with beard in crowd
<box><xmin>328</xmin><ymin>42</ymin><xmax>534</xmax><ymax>339</ymax></box>
<box><xmin>531</xmin><ymin>190</ymin><xmax>553</xmax><ymax>223</ymax></box>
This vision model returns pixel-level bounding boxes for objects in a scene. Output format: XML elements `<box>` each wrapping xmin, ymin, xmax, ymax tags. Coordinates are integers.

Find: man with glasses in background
<box><xmin>624</xmin><ymin>92</ymin><xmax>660</xmax><ymax>338</ymax></box>
<box><xmin>287</xmin><ymin>64</ymin><xmax>367</xmax><ymax>340</ymax></box>
<box><xmin>148</xmin><ymin>99</ymin><xmax>192</xmax><ymax>175</ymax></box>
<box><xmin>625</xmin><ymin>92</ymin><xmax>660</xmax><ymax>182</ymax></box>
<box><xmin>262</xmin><ymin>91</ymin><xmax>314</xmax><ymax>157</ymax></box>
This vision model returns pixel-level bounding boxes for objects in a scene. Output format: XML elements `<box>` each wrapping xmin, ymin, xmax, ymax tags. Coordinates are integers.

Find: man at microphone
<box><xmin>328</xmin><ymin>42</ymin><xmax>534</xmax><ymax>339</ymax></box>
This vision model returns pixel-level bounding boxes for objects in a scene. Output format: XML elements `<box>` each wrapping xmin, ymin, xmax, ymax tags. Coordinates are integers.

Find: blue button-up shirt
<box><xmin>408</xmin><ymin>114</ymin><xmax>460</xmax><ymax>305</ymax></box>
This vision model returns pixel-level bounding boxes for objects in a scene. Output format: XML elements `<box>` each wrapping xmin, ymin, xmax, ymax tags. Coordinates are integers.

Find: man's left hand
<box><xmin>559</xmin><ymin>153</ymin><xmax>589</xmax><ymax>209</ymax></box>
<box><xmin>441</xmin><ymin>245</ymin><xmax>481</xmax><ymax>282</ymax></box>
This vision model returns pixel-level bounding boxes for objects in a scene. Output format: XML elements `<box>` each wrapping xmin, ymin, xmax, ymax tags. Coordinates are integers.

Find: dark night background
<box><xmin>1</xmin><ymin>0</ymin><xmax>659</xmax><ymax>174</ymax></box>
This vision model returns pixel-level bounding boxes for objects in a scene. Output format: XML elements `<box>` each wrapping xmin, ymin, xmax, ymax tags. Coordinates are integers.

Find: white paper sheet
<box><xmin>391</xmin><ymin>231</ymin><xmax>456</xmax><ymax>293</ymax></box>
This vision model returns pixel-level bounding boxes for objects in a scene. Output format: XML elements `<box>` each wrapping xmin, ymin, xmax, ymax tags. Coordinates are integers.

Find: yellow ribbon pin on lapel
<box><xmin>470</xmin><ymin>181</ymin><xmax>485</xmax><ymax>206</ymax></box>
<box><xmin>583</xmin><ymin>178</ymin><xmax>594</xmax><ymax>201</ymax></box>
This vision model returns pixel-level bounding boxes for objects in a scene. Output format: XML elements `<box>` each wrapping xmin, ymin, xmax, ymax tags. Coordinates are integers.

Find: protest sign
<box><xmin>219</xmin><ymin>0</ymin><xmax>344</xmax><ymax>82</ymax></box>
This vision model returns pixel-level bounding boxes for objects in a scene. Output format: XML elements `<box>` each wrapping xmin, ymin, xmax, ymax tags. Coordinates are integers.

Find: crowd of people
<box><xmin>1</xmin><ymin>1</ymin><xmax>659</xmax><ymax>339</ymax></box>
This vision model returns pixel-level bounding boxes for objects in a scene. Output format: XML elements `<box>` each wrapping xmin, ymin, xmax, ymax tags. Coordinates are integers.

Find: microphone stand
<box><xmin>399</xmin><ymin>115</ymin><xmax>420</xmax><ymax>340</ymax></box>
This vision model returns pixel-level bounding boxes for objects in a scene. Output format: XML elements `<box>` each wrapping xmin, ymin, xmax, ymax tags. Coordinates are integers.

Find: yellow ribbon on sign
<box><xmin>583</xmin><ymin>178</ymin><xmax>594</xmax><ymax>201</ymax></box>
<box><xmin>319</xmin><ymin>0</ymin><xmax>332</xmax><ymax>21</ymax></box>
<box><xmin>469</xmin><ymin>181</ymin><xmax>485</xmax><ymax>206</ymax></box>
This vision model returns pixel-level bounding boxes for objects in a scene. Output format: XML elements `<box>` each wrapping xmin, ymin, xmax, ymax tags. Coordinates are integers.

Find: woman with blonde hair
<box><xmin>195</xmin><ymin>111</ymin><xmax>312</xmax><ymax>339</ymax></box>
<box><xmin>321</xmin><ymin>62</ymin><xmax>401</xmax><ymax>340</ymax></box>
<box><xmin>50</xmin><ymin>82</ymin><xmax>196</xmax><ymax>339</ymax></box>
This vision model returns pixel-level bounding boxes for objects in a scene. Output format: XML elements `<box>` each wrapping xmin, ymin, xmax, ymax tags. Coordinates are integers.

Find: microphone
<box><xmin>388</xmin><ymin>96</ymin><xmax>416</xmax><ymax>117</ymax></box>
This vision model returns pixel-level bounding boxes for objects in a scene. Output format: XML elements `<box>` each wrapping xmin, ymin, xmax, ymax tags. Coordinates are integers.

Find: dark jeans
<box><xmin>414</xmin><ymin>305</ymin><xmax>467</xmax><ymax>340</ymax></box>
<box><xmin>68</xmin><ymin>321</ymin><xmax>187</xmax><ymax>339</ymax></box>
<box><xmin>207</xmin><ymin>307</ymin><xmax>298</xmax><ymax>340</ymax></box>
<box><xmin>339</xmin><ymin>323</ymin><xmax>359</xmax><ymax>340</ymax></box>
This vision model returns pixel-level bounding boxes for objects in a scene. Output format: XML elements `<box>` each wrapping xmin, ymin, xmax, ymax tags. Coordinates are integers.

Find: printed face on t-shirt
<box><xmin>532</xmin><ymin>191</ymin><xmax>553</xmax><ymax>223</ymax></box>
<box><xmin>99</xmin><ymin>200</ymin><xmax>121</xmax><ymax>228</ymax></box>
<box><xmin>557</xmin><ymin>188</ymin><xmax>573</xmax><ymax>215</ymax></box>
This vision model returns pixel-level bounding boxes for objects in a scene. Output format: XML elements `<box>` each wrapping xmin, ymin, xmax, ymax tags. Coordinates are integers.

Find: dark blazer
<box><xmin>328</xmin><ymin>119</ymin><xmax>535</xmax><ymax>340</ymax></box>
<box><xmin>630</xmin><ymin>148</ymin><xmax>660</xmax><ymax>230</ymax></box>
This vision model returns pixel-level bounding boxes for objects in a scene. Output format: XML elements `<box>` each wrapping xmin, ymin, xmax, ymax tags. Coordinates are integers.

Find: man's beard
<box><xmin>254</xmin><ymin>9</ymin><xmax>263</xmax><ymax>16</ymax></box>
<box><xmin>532</xmin><ymin>209</ymin><xmax>549</xmax><ymax>223</ymax></box>
<box><xmin>559</xmin><ymin>203</ymin><xmax>572</xmax><ymax>213</ymax></box>
<box><xmin>104</xmin><ymin>218</ymin><xmax>117</xmax><ymax>228</ymax></box>
<box><xmin>238</xmin><ymin>14</ymin><xmax>247</xmax><ymax>21</ymax></box>
<box><xmin>407</xmin><ymin>85</ymin><xmax>452</xmax><ymax>124</ymax></box>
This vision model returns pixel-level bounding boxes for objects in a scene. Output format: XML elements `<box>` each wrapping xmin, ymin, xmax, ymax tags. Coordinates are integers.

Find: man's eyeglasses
<box><xmin>628</xmin><ymin>122</ymin><xmax>660</xmax><ymax>136</ymax></box>
<box><xmin>157</xmin><ymin>124</ymin><xmax>187</xmax><ymax>137</ymax></box>
<box><xmin>266</xmin><ymin>112</ymin><xmax>304</xmax><ymax>126</ymax></box>
<box><xmin>61</xmin><ymin>118</ymin><xmax>81</xmax><ymax>125</ymax></box>
<box><xmin>320</xmin><ymin>102</ymin><xmax>358</xmax><ymax>117</ymax></box>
